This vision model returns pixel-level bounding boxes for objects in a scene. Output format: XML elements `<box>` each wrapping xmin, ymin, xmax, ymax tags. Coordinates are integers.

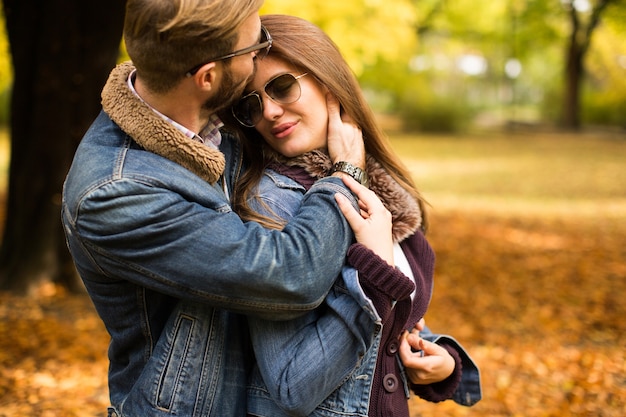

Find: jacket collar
<box><xmin>267</xmin><ymin>149</ymin><xmax>424</xmax><ymax>242</ymax></box>
<box><xmin>101</xmin><ymin>62</ymin><xmax>225</xmax><ymax>184</ymax></box>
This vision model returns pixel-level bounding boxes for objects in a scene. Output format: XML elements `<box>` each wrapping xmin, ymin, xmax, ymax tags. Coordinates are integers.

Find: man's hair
<box><xmin>124</xmin><ymin>0</ymin><xmax>263</xmax><ymax>93</ymax></box>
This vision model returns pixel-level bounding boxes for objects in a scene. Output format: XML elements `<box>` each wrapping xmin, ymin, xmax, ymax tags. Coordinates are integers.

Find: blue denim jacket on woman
<box><xmin>246</xmin><ymin>168</ymin><xmax>482</xmax><ymax>417</ymax></box>
<box><xmin>61</xmin><ymin>63</ymin><xmax>372</xmax><ymax>417</ymax></box>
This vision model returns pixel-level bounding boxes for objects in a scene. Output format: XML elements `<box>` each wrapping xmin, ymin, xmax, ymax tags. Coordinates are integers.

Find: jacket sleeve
<box><xmin>64</xmin><ymin>171</ymin><xmax>355</xmax><ymax>320</ymax></box>
<box><xmin>248</xmin><ymin>267</ymin><xmax>382</xmax><ymax>415</ymax></box>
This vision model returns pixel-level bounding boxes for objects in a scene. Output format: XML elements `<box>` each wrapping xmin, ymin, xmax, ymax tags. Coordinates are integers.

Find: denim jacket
<box><xmin>248</xmin><ymin>265</ymin><xmax>383</xmax><ymax>417</ymax></box>
<box><xmin>247</xmin><ymin>169</ymin><xmax>482</xmax><ymax>416</ymax></box>
<box><xmin>61</xmin><ymin>63</ymin><xmax>365</xmax><ymax>417</ymax></box>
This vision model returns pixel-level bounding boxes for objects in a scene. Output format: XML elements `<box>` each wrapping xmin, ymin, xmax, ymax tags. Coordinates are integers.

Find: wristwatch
<box><xmin>330</xmin><ymin>161</ymin><xmax>369</xmax><ymax>188</ymax></box>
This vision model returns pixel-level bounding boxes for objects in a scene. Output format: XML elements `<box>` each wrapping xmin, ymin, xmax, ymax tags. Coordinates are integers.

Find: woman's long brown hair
<box><xmin>225</xmin><ymin>14</ymin><xmax>429</xmax><ymax>232</ymax></box>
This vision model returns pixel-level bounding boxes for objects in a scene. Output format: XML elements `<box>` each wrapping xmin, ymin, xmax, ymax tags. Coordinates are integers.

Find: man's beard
<box><xmin>202</xmin><ymin>65</ymin><xmax>248</xmax><ymax>114</ymax></box>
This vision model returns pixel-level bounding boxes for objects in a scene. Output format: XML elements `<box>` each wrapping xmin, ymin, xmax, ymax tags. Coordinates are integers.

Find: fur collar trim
<box><xmin>268</xmin><ymin>150</ymin><xmax>424</xmax><ymax>242</ymax></box>
<box><xmin>101</xmin><ymin>62</ymin><xmax>225</xmax><ymax>184</ymax></box>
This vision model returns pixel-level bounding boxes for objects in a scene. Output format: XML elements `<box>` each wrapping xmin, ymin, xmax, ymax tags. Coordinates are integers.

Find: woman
<box><xmin>224</xmin><ymin>14</ymin><xmax>481</xmax><ymax>417</ymax></box>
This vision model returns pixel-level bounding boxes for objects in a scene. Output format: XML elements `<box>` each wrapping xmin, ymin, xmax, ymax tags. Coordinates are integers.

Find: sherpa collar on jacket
<box><xmin>101</xmin><ymin>61</ymin><xmax>225</xmax><ymax>184</ymax></box>
<box><xmin>267</xmin><ymin>149</ymin><xmax>425</xmax><ymax>242</ymax></box>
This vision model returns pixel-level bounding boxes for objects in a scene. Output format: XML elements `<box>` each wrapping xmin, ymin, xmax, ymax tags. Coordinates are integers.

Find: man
<box><xmin>61</xmin><ymin>0</ymin><xmax>372</xmax><ymax>415</ymax></box>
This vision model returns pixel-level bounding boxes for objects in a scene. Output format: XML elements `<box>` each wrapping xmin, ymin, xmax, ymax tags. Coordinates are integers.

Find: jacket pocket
<box><xmin>156</xmin><ymin>313</ymin><xmax>195</xmax><ymax>410</ymax></box>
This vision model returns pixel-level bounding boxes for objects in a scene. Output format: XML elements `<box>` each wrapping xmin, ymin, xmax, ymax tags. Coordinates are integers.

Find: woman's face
<box><xmin>247</xmin><ymin>56</ymin><xmax>328</xmax><ymax>158</ymax></box>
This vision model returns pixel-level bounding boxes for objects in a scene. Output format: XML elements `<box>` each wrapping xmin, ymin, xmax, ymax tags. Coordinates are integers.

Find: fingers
<box><xmin>326</xmin><ymin>93</ymin><xmax>342</xmax><ymax>124</ymax></box>
<box><xmin>403</xmin><ymin>330</ymin><xmax>423</xmax><ymax>350</ymax></box>
<box><xmin>420</xmin><ymin>338</ymin><xmax>445</xmax><ymax>356</ymax></box>
<box><xmin>400</xmin><ymin>332</ymin><xmax>456</xmax><ymax>385</ymax></box>
<box><xmin>327</xmin><ymin>93</ymin><xmax>355</xmax><ymax>124</ymax></box>
<box><xmin>335</xmin><ymin>176</ymin><xmax>394</xmax><ymax>265</ymax></box>
<box><xmin>402</xmin><ymin>331</ymin><xmax>446</xmax><ymax>362</ymax></box>
<box><xmin>416</xmin><ymin>318</ymin><xmax>426</xmax><ymax>331</ymax></box>
<box><xmin>399</xmin><ymin>332</ymin><xmax>421</xmax><ymax>364</ymax></box>
<box><xmin>326</xmin><ymin>93</ymin><xmax>365</xmax><ymax>168</ymax></box>
<box><xmin>334</xmin><ymin>184</ymin><xmax>387</xmax><ymax>232</ymax></box>
<box><xmin>340</xmin><ymin>176</ymin><xmax>388</xmax><ymax>216</ymax></box>
<box><xmin>339</xmin><ymin>174</ymin><xmax>367</xmax><ymax>197</ymax></box>
<box><xmin>334</xmin><ymin>192</ymin><xmax>362</xmax><ymax>228</ymax></box>
<box><xmin>338</xmin><ymin>176</ymin><xmax>392</xmax><ymax>232</ymax></box>
<box><xmin>410</xmin><ymin>336</ymin><xmax>446</xmax><ymax>359</ymax></box>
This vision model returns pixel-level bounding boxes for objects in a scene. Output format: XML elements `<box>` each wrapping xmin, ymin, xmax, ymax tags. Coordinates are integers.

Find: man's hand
<box><xmin>326</xmin><ymin>94</ymin><xmax>365</xmax><ymax>169</ymax></box>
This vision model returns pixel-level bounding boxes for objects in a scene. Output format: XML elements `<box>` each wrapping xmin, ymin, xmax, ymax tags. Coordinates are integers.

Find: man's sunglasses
<box><xmin>185</xmin><ymin>26</ymin><xmax>272</xmax><ymax>77</ymax></box>
<box><xmin>232</xmin><ymin>73</ymin><xmax>308</xmax><ymax>127</ymax></box>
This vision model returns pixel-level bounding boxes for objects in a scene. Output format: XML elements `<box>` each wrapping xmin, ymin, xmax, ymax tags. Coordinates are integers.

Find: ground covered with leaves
<box><xmin>414</xmin><ymin>211</ymin><xmax>626</xmax><ymax>417</ymax></box>
<box><xmin>1</xmin><ymin>209</ymin><xmax>625</xmax><ymax>416</ymax></box>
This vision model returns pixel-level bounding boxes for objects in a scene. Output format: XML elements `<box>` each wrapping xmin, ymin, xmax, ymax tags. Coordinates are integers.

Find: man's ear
<box><xmin>192</xmin><ymin>62</ymin><xmax>218</xmax><ymax>92</ymax></box>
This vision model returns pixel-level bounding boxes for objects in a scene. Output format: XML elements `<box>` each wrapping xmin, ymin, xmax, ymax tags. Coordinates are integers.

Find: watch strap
<box><xmin>330</xmin><ymin>161</ymin><xmax>369</xmax><ymax>187</ymax></box>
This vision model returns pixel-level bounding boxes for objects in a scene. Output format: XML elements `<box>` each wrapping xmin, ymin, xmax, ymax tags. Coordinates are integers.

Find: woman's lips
<box><xmin>271</xmin><ymin>121</ymin><xmax>297</xmax><ymax>138</ymax></box>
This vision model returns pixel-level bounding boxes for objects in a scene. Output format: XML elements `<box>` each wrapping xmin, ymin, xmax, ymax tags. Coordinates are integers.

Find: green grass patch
<box><xmin>1</xmin><ymin>128</ymin><xmax>623</xmax><ymax>221</ymax></box>
<box><xmin>389</xmin><ymin>130</ymin><xmax>626</xmax><ymax>219</ymax></box>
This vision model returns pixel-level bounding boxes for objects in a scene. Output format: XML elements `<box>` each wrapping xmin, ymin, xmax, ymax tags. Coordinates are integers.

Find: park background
<box><xmin>0</xmin><ymin>0</ymin><xmax>625</xmax><ymax>416</ymax></box>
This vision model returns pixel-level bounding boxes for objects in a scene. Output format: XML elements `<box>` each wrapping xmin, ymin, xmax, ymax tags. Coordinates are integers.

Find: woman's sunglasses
<box><xmin>232</xmin><ymin>73</ymin><xmax>308</xmax><ymax>127</ymax></box>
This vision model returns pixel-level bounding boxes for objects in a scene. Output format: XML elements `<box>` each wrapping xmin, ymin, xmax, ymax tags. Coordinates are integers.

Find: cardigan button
<box><xmin>386</xmin><ymin>341</ymin><xmax>399</xmax><ymax>355</ymax></box>
<box><xmin>383</xmin><ymin>373</ymin><xmax>399</xmax><ymax>393</ymax></box>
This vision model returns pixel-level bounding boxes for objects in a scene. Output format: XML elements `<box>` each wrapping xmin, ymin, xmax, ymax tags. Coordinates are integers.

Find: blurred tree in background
<box><xmin>0</xmin><ymin>1</ymin><xmax>126</xmax><ymax>293</ymax></box>
<box><xmin>0</xmin><ymin>1</ymin><xmax>624</xmax><ymax>292</ymax></box>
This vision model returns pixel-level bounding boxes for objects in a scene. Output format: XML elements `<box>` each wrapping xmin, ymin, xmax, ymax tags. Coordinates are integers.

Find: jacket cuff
<box><xmin>411</xmin><ymin>343</ymin><xmax>463</xmax><ymax>403</ymax></box>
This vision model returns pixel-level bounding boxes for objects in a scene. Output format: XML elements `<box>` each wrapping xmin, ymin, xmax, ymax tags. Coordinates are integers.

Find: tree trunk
<box><xmin>561</xmin><ymin>0</ymin><xmax>614</xmax><ymax>130</ymax></box>
<box><xmin>563</xmin><ymin>7</ymin><xmax>582</xmax><ymax>130</ymax></box>
<box><xmin>0</xmin><ymin>0</ymin><xmax>126</xmax><ymax>293</ymax></box>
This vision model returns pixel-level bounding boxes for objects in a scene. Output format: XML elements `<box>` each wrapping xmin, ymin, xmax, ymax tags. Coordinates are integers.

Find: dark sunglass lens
<box><xmin>233</xmin><ymin>94</ymin><xmax>262</xmax><ymax>127</ymax></box>
<box><xmin>266</xmin><ymin>74</ymin><xmax>300</xmax><ymax>103</ymax></box>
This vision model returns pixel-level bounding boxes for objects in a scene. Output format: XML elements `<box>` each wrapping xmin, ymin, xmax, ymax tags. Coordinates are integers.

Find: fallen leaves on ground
<box><xmin>412</xmin><ymin>211</ymin><xmax>626</xmax><ymax>417</ymax></box>
<box><xmin>0</xmin><ymin>210</ymin><xmax>625</xmax><ymax>416</ymax></box>
<box><xmin>0</xmin><ymin>284</ymin><xmax>109</xmax><ymax>417</ymax></box>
